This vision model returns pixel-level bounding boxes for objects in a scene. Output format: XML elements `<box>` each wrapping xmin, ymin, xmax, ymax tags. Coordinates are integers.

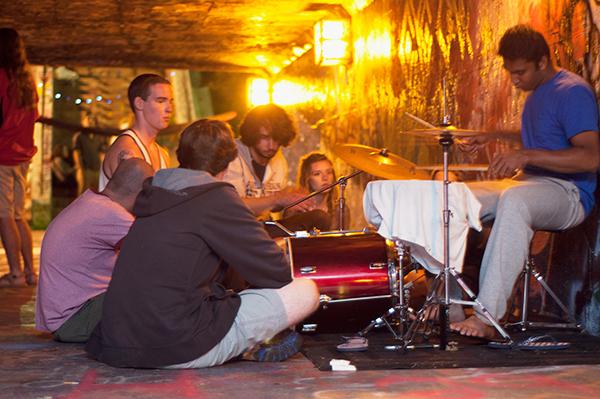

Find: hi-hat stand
<box><xmin>403</xmin><ymin>129</ymin><xmax>512</xmax><ymax>350</ymax></box>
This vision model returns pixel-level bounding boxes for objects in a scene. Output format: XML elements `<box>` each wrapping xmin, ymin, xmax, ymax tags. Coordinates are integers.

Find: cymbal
<box><xmin>415</xmin><ymin>164</ymin><xmax>489</xmax><ymax>172</ymax></box>
<box><xmin>404</xmin><ymin>125</ymin><xmax>484</xmax><ymax>138</ymax></box>
<box><xmin>333</xmin><ymin>144</ymin><xmax>429</xmax><ymax>180</ymax></box>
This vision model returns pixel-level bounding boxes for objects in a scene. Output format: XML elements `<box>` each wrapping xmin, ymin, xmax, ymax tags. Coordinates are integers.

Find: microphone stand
<box><xmin>282</xmin><ymin>169</ymin><xmax>363</xmax><ymax>231</ymax></box>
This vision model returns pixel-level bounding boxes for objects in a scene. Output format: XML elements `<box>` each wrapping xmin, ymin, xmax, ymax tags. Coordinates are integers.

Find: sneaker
<box><xmin>24</xmin><ymin>271</ymin><xmax>38</xmax><ymax>286</ymax></box>
<box><xmin>0</xmin><ymin>273</ymin><xmax>27</xmax><ymax>288</ymax></box>
<box><xmin>246</xmin><ymin>329</ymin><xmax>303</xmax><ymax>362</ymax></box>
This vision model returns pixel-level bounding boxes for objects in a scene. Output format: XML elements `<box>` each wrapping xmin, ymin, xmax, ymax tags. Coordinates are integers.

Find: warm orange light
<box><xmin>247</xmin><ymin>78</ymin><xmax>270</xmax><ymax>107</ymax></box>
<box><xmin>272</xmin><ymin>80</ymin><xmax>325</xmax><ymax>106</ymax></box>
<box><xmin>314</xmin><ymin>19</ymin><xmax>352</xmax><ymax>66</ymax></box>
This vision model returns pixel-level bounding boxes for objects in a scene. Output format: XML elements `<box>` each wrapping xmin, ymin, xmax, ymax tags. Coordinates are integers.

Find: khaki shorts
<box><xmin>166</xmin><ymin>288</ymin><xmax>289</xmax><ymax>369</ymax></box>
<box><xmin>0</xmin><ymin>162</ymin><xmax>29</xmax><ymax>219</ymax></box>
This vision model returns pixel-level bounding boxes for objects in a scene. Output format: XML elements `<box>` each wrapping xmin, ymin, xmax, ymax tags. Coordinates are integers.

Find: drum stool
<box><xmin>505</xmin><ymin>230</ymin><xmax>581</xmax><ymax>331</ymax></box>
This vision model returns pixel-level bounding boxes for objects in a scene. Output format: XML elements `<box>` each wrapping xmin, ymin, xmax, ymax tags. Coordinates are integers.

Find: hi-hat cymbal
<box><xmin>333</xmin><ymin>143</ymin><xmax>429</xmax><ymax>180</ymax></box>
<box><xmin>404</xmin><ymin>125</ymin><xmax>484</xmax><ymax>139</ymax></box>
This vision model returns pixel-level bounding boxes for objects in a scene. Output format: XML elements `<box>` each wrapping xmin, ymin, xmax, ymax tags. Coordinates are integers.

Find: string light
<box><xmin>51</xmin><ymin>91</ymin><xmax>124</xmax><ymax>106</ymax></box>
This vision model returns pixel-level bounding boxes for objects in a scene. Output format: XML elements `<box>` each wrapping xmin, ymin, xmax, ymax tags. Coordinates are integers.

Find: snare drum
<box><xmin>285</xmin><ymin>232</ymin><xmax>398</xmax><ymax>332</ymax></box>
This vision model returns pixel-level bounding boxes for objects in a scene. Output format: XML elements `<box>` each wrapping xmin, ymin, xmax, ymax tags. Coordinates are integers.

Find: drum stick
<box><xmin>415</xmin><ymin>164</ymin><xmax>489</xmax><ymax>172</ymax></box>
<box><xmin>404</xmin><ymin>112</ymin><xmax>437</xmax><ymax>129</ymax></box>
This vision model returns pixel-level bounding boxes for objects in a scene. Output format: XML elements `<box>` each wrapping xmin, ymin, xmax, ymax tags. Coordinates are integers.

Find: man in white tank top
<box><xmin>99</xmin><ymin>74</ymin><xmax>173</xmax><ymax>190</ymax></box>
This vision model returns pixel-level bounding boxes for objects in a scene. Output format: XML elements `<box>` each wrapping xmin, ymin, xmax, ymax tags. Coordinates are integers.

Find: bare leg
<box><xmin>0</xmin><ymin>217</ymin><xmax>23</xmax><ymax>276</ymax></box>
<box><xmin>16</xmin><ymin>219</ymin><xmax>34</xmax><ymax>274</ymax></box>
<box><xmin>276</xmin><ymin>278</ymin><xmax>320</xmax><ymax>326</ymax></box>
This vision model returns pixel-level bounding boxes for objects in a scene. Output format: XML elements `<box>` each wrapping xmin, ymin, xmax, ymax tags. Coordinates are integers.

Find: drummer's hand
<box><xmin>488</xmin><ymin>150</ymin><xmax>529</xmax><ymax>179</ymax></box>
<box><xmin>457</xmin><ymin>134</ymin><xmax>491</xmax><ymax>155</ymax></box>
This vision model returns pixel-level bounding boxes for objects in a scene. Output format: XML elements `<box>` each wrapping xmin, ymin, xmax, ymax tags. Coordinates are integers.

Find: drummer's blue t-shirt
<box><xmin>521</xmin><ymin>69</ymin><xmax>599</xmax><ymax>215</ymax></box>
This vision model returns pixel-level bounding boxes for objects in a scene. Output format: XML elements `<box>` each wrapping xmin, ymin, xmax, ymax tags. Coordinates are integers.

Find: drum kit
<box><xmin>284</xmin><ymin>112</ymin><xmax>514</xmax><ymax>351</ymax></box>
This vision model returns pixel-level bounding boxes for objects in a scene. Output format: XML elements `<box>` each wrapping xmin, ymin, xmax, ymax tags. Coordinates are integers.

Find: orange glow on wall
<box><xmin>273</xmin><ymin>80</ymin><xmax>326</xmax><ymax>105</ymax></box>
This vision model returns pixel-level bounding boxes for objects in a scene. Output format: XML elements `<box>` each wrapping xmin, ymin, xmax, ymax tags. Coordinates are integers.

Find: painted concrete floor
<box><xmin>1</xmin><ymin>231</ymin><xmax>600</xmax><ymax>398</ymax></box>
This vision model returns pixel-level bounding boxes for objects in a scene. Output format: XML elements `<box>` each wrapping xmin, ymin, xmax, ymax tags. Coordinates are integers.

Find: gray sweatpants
<box><xmin>467</xmin><ymin>174</ymin><xmax>585</xmax><ymax>323</ymax></box>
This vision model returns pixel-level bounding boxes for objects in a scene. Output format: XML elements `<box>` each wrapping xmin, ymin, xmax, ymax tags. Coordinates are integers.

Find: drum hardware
<box><xmin>319</xmin><ymin>294</ymin><xmax>393</xmax><ymax>306</ymax></box>
<box><xmin>505</xmin><ymin>258</ymin><xmax>582</xmax><ymax>331</ymax></box>
<box><xmin>264</xmin><ymin>220</ymin><xmax>298</xmax><ymax>237</ymax></box>
<box><xmin>355</xmin><ymin>242</ymin><xmax>416</xmax><ymax>346</ymax></box>
<box><xmin>282</xmin><ymin>169</ymin><xmax>363</xmax><ymax>231</ymax></box>
<box><xmin>402</xmin><ymin>102</ymin><xmax>513</xmax><ymax>350</ymax></box>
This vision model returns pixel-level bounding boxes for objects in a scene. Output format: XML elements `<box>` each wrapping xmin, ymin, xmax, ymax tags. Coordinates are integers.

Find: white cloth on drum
<box><xmin>363</xmin><ymin>180</ymin><xmax>482</xmax><ymax>273</ymax></box>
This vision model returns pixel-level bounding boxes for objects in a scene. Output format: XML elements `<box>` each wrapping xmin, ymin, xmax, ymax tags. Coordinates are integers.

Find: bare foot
<box><xmin>449</xmin><ymin>315</ymin><xmax>495</xmax><ymax>339</ymax></box>
<box><xmin>411</xmin><ymin>304</ymin><xmax>465</xmax><ymax>323</ymax></box>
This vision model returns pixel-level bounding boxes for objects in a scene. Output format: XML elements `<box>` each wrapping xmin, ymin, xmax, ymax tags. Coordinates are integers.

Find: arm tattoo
<box><xmin>117</xmin><ymin>150</ymin><xmax>135</xmax><ymax>162</ymax></box>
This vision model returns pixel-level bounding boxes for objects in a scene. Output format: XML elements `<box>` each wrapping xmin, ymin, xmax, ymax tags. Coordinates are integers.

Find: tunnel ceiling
<box><xmin>2</xmin><ymin>0</ymin><xmax>355</xmax><ymax>74</ymax></box>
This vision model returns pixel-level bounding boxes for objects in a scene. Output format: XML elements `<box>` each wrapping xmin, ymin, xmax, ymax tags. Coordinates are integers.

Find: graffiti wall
<box><xmin>282</xmin><ymin>0</ymin><xmax>600</xmax><ymax>229</ymax></box>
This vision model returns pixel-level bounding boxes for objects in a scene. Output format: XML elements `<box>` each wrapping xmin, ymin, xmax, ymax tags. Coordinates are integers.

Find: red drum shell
<box><xmin>286</xmin><ymin>233</ymin><xmax>393</xmax><ymax>300</ymax></box>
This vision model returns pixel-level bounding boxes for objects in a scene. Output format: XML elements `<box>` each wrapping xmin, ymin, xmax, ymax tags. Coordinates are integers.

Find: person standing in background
<box><xmin>72</xmin><ymin>111</ymin><xmax>107</xmax><ymax>195</ymax></box>
<box><xmin>0</xmin><ymin>28</ymin><xmax>38</xmax><ymax>287</ymax></box>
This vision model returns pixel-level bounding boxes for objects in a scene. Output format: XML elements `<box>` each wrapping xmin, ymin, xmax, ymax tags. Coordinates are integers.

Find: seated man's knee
<box><xmin>497</xmin><ymin>187</ymin><xmax>529</xmax><ymax>213</ymax></box>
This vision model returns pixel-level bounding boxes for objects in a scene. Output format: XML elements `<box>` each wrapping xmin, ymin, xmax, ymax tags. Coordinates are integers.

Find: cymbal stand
<box><xmin>356</xmin><ymin>242</ymin><xmax>417</xmax><ymax>346</ymax></box>
<box><xmin>282</xmin><ymin>169</ymin><xmax>363</xmax><ymax>231</ymax></box>
<box><xmin>403</xmin><ymin>130</ymin><xmax>512</xmax><ymax>350</ymax></box>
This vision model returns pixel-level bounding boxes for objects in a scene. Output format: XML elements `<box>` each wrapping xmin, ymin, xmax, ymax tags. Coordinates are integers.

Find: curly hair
<box><xmin>239</xmin><ymin>104</ymin><xmax>297</xmax><ymax>147</ymax></box>
<box><xmin>498</xmin><ymin>25</ymin><xmax>550</xmax><ymax>64</ymax></box>
<box><xmin>0</xmin><ymin>28</ymin><xmax>36</xmax><ymax>109</ymax></box>
<box><xmin>176</xmin><ymin>119</ymin><xmax>238</xmax><ymax>176</ymax></box>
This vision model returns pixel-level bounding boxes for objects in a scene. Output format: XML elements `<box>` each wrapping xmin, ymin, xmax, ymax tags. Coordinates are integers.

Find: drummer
<box><xmin>451</xmin><ymin>25</ymin><xmax>599</xmax><ymax>338</ymax></box>
<box><xmin>285</xmin><ymin>152</ymin><xmax>349</xmax><ymax>230</ymax></box>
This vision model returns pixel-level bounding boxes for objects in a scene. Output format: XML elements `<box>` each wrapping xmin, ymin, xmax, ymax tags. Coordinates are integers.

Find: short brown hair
<box><xmin>239</xmin><ymin>104</ymin><xmax>297</xmax><ymax>147</ymax></box>
<box><xmin>176</xmin><ymin>119</ymin><xmax>238</xmax><ymax>175</ymax></box>
<box><xmin>127</xmin><ymin>74</ymin><xmax>171</xmax><ymax>113</ymax></box>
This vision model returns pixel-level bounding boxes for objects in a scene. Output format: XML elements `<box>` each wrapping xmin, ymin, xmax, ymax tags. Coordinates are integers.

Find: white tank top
<box><xmin>98</xmin><ymin>130</ymin><xmax>167</xmax><ymax>191</ymax></box>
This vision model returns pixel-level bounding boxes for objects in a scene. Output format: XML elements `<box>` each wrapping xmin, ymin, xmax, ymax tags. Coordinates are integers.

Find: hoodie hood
<box><xmin>133</xmin><ymin>168</ymin><xmax>231</xmax><ymax>217</ymax></box>
<box><xmin>152</xmin><ymin>168</ymin><xmax>217</xmax><ymax>190</ymax></box>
